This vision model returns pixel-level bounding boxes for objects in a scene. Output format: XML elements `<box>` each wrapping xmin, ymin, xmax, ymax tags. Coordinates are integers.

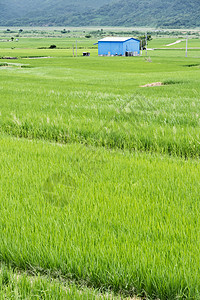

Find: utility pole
<box><xmin>146</xmin><ymin>32</ymin><xmax>148</xmax><ymax>56</ymax></box>
<box><xmin>185</xmin><ymin>35</ymin><xmax>188</xmax><ymax>58</ymax></box>
<box><xmin>76</xmin><ymin>40</ymin><xmax>77</xmax><ymax>57</ymax></box>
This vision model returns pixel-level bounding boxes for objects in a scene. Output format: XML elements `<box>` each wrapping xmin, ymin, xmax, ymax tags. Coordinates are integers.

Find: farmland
<box><xmin>0</xmin><ymin>28</ymin><xmax>200</xmax><ymax>299</ymax></box>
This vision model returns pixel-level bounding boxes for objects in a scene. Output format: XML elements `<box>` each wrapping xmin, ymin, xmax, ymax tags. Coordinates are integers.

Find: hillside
<box><xmin>86</xmin><ymin>0</ymin><xmax>200</xmax><ymax>28</ymax></box>
<box><xmin>0</xmin><ymin>0</ymin><xmax>113</xmax><ymax>26</ymax></box>
<box><xmin>0</xmin><ymin>0</ymin><xmax>199</xmax><ymax>28</ymax></box>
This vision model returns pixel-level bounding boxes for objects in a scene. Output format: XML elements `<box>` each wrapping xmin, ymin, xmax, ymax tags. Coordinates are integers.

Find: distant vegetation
<box><xmin>0</xmin><ymin>0</ymin><xmax>199</xmax><ymax>28</ymax></box>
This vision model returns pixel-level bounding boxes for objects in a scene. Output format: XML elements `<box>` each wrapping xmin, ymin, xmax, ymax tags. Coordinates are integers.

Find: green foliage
<box><xmin>0</xmin><ymin>263</ymin><xmax>116</xmax><ymax>299</ymax></box>
<box><xmin>0</xmin><ymin>36</ymin><xmax>200</xmax><ymax>299</ymax></box>
<box><xmin>87</xmin><ymin>0</ymin><xmax>200</xmax><ymax>28</ymax></box>
<box><xmin>0</xmin><ymin>0</ymin><xmax>199</xmax><ymax>27</ymax></box>
<box><xmin>139</xmin><ymin>34</ymin><xmax>152</xmax><ymax>50</ymax></box>
<box><xmin>1</xmin><ymin>136</ymin><xmax>200</xmax><ymax>298</ymax></box>
<box><xmin>0</xmin><ymin>42</ymin><xmax>200</xmax><ymax>158</ymax></box>
<box><xmin>49</xmin><ymin>44</ymin><xmax>56</xmax><ymax>48</ymax></box>
<box><xmin>61</xmin><ymin>29</ymin><xmax>70</xmax><ymax>34</ymax></box>
<box><xmin>85</xmin><ymin>34</ymin><xmax>92</xmax><ymax>38</ymax></box>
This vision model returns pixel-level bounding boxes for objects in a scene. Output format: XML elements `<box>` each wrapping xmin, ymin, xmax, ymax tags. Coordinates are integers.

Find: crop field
<box><xmin>0</xmin><ymin>28</ymin><xmax>200</xmax><ymax>299</ymax></box>
<box><xmin>148</xmin><ymin>38</ymin><xmax>200</xmax><ymax>49</ymax></box>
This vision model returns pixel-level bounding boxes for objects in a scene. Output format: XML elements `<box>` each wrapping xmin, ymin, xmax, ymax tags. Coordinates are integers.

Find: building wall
<box><xmin>98</xmin><ymin>39</ymin><xmax>140</xmax><ymax>56</ymax></box>
<box><xmin>123</xmin><ymin>39</ymin><xmax>140</xmax><ymax>55</ymax></box>
<box><xmin>98</xmin><ymin>41</ymin><xmax>124</xmax><ymax>56</ymax></box>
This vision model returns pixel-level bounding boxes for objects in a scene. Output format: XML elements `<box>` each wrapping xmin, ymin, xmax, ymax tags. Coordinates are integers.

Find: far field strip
<box><xmin>152</xmin><ymin>47</ymin><xmax>200</xmax><ymax>50</ymax></box>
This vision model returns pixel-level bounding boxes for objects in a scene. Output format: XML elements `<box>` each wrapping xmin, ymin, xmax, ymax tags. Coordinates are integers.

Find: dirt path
<box><xmin>140</xmin><ymin>82</ymin><xmax>163</xmax><ymax>87</ymax></box>
<box><xmin>166</xmin><ymin>40</ymin><xmax>184</xmax><ymax>46</ymax></box>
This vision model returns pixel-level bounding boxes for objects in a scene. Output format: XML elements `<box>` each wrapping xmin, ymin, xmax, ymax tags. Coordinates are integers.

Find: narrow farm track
<box><xmin>165</xmin><ymin>40</ymin><xmax>184</xmax><ymax>46</ymax></box>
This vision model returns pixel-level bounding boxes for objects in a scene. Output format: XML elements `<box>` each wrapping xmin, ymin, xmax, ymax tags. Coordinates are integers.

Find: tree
<box><xmin>139</xmin><ymin>34</ymin><xmax>152</xmax><ymax>50</ymax></box>
<box><xmin>49</xmin><ymin>44</ymin><xmax>56</xmax><ymax>49</ymax></box>
<box><xmin>85</xmin><ymin>34</ymin><xmax>91</xmax><ymax>38</ymax></box>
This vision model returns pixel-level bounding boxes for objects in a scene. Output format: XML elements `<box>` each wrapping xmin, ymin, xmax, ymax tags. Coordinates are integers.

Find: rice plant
<box><xmin>0</xmin><ymin>35</ymin><xmax>200</xmax><ymax>299</ymax></box>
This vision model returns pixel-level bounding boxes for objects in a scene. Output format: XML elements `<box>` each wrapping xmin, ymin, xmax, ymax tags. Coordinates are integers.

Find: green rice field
<box><xmin>0</xmin><ymin>28</ymin><xmax>200</xmax><ymax>299</ymax></box>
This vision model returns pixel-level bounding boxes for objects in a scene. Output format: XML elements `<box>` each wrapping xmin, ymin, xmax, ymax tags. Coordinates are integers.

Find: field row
<box><xmin>0</xmin><ymin>55</ymin><xmax>200</xmax><ymax>158</ymax></box>
<box><xmin>0</xmin><ymin>263</ymin><xmax>121</xmax><ymax>299</ymax></box>
<box><xmin>0</xmin><ymin>36</ymin><xmax>199</xmax><ymax>49</ymax></box>
<box><xmin>1</xmin><ymin>136</ymin><xmax>200</xmax><ymax>299</ymax></box>
<box><xmin>1</xmin><ymin>41</ymin><xmax>200</xmax><ymax>299</ymax></box>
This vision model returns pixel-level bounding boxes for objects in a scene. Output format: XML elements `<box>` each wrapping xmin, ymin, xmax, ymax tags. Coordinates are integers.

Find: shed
<box><xmin>96</xmin><ymin>37</ymin><xmax>140</xmax><ymax>56</ymax></box>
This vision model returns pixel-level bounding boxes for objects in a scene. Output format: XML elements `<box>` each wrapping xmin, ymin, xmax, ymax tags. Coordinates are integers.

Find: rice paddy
<box><xmin>0</xmin><ymin>28</ymin><xmax>200</xmax><ymax>299</ymax></box>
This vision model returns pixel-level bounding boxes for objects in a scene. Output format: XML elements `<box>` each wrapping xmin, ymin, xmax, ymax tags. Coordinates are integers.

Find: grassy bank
<box><xmin>1</xmin><ymin>136</ymin><xmax>200</xmax><ymax>298</ymax></box>
<box><xmin>0</xmin><ymin>263</ymin><xmax>121</xmax><ymax>299</ymax></box>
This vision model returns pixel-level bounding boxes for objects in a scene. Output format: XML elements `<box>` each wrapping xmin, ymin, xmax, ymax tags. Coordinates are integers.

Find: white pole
<box><xmin>146</xmin><ymin>33</ymin><xmax>148</xmax><ymax>56</ymax></box>
<box><xmin>185</xmin><ymin>35</ymin><xmax>188</xmax><ymax>57</ymax></box>
<box><xmin>76</xmin><ymin>40</ymin><xmax>77</xmax><ymax>57</ymax></box>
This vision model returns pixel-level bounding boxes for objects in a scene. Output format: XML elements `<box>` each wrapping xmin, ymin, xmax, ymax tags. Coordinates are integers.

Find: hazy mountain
<box><xmin>0</xmin><ymin>0</ymin><xmax>199</xmax><ymax>28</ymax></box>
<box><xmin>0</xmin><ymin>0</ymin><xmax>113</xmax><ymax>25</ymax></box>
<box><xmin>83</xmin><ymin>0</ymin><xmax>200</xmax><ymax>28</ymax></box>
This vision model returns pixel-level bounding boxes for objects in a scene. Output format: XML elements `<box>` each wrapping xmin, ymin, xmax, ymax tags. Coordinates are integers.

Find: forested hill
<box><xmin>0</xmin><ymin>0</ymin><xmax>199</xmax><ymax>28</ymax></box>
<box><xmin>0</xmin><ymin>0</ymin><xmax>113</xmax><ymax>26</ymax></box>
<box><xmin>85</xmin><ymin>0</ymin><xmax>200</xmax><ymax>28</ymax></box>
